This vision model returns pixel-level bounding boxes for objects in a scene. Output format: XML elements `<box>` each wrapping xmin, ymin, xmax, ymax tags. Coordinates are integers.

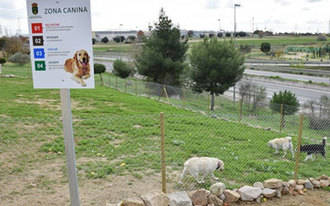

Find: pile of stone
<box><xmin>109</xmin><ymin>175</ymin><xmax>329</xmax><ymax>206</ymax></box>
<box><xmin>1</xmin><ymin>74</ymin><xmax>16</xmax><ymax>78</ymax></box>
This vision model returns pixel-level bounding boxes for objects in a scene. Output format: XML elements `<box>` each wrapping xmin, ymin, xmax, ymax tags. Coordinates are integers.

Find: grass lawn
<box><xmin>0</xmin><ymin>63</ymin><xmax>329</xmax><ymax>192</ymax></box>
<box><xmin>189</xmin><ymin>36</ymin><xmax>330</xmax><ymax>47</ymax></box>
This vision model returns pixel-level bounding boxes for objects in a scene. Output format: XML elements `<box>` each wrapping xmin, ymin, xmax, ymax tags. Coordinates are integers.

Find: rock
<box><xmin>256</xmin><ymin>195</ymin><xmax>263</xmax><ymax>203</ymax></box>
<box><xmin>190</xmin><ymin>189</ymin><xmax>210</xmax><ymax>206</ymax></box>
<box><xmin>219</xmin><ymin>194</ymin><xmax>225</xmax><ymax>201</ymax></box>
<box><xmin>295</xmin><ymin>185</ymin><xmax>304</xmax><ymax>191</ymax></box>
<box><xmin>262</xmin><ymin>188</ymin><xmax>276</xmax><ymax>198</ymax></box>
<box><xmin>107</xmin><ymin>204</ymin><xmax>119</xmax><ymax>206</ymax></box>
<box><xmin>119</xmin><ymin>197</ymin><xmax>145</xmax><ymax>206</ymax></box>
<box><xmin>297</xmin><ymin>190</ymin><xmax>305</xmax><ymax>195</ymax></box>
<box><xmin>253</xmin><ymin>182</ymin><xmax>264</xmax><ymax>189</ymax></box>
<box><xmin>3</xmin><ymin>74</ymin><xmax>16</xmax><ymax>78</ymax></box>
<box><xmin>210</xmin><ymin>183</ymin><xmax>226</xmax><ymax>196</ymax></box>
<box><xmin>141</xmin><ymin>192</ymin><xmax>169</xmax><ymax>206</ymax></box>
<box><xmin>320</xmin><ymin>180</ymin><xmax>329</xmax><ymax>188</ymax></box>
<box><xmin>297</xmin><ymin>179</ymin><xmax>307</xmax><ymax>185</ymax></box>
<box><xmin>282</xmin><ymin>182</ymin><xmax>289</xmax><ymax>187</ymax></box>
<box><xmin>311</xmin><ymin>180</ymin><xmax>321</xmax><ymax>188</ymax></box>
<box><xmin>223</xmin><ymin>190</ymin><xmax>240</xmax><ymax>203</ymax></box>
<box><xmin>208</xmin><ymin>194</ymin><xmax>223</xmax><ymax>206</ymax></box>
<box><xmin>318</xmin><ymin>175</ymin><xmax>329</xmax><ymax>181</ymax></box>
<box><xmin>282</xmin><ymin>186</ymin><xmax>290</xmax><ymax>195</ymax></box>
<box><xmin>288</xmin><ymin>180</ymin><xmax>296</xmax><ymax>187</ymax></box>
<box><xmin>168</xmin><ymin>192</ymin><xmax>192</xmax><ymax>206</ymax></box>
<box><xmin>264</xmin><ymin>178</ymin><xmax>283</xmax><ymax>189</ymax></box>
<box><xmin>304</xmin><ymin>180</ymin><xmax>314</xmax><ymax>190</ymax></box>
<box><xmin>133</xmin><ymin>125</ymin><xmax>143</xmax><ymax>129</ymax></box>
<box><xmin>238</xmin><ymin>186</ymin><xmax>262</xmax><ymax>201</ymax></box>
<box><xmin>276</xmin><ymin>189</ymin><xmax>282</xmax><ymax>198</ymax></box>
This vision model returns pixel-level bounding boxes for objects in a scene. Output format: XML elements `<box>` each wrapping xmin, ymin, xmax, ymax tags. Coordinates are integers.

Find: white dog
<box><xmin>179</xmin><ymin>157</ymin><xmax>224</xmax><ymax>184</ymax></box>
<box><xmin>268</xmin><ymin>136</ymin><xmax>294</xmax><ymax>158</ymax></box>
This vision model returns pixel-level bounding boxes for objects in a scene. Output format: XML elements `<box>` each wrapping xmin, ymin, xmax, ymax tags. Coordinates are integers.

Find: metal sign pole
<box><xmin>60</xmin><ymin>88</ymin><xmax>81</xmax><ymax>206</ymax></box>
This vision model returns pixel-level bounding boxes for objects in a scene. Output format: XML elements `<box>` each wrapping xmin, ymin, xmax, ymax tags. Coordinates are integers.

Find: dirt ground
<box><xmin>0</xmin><ymin>151</ymin><xmax>329</xmax><ymax>206</ymax></box>
<box><xmin>1</xmin><ymin>158</ymin><xmax>329</xmax><ymax>206</ymax></box>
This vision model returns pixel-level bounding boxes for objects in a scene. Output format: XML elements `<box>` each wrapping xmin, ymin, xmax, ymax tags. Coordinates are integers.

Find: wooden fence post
<box><xmin>160</xmin><ymin>112</ymin><xmax>167</xmax><ymax>193</ymax></box>
<box><xmin>135</xmin><ymin>79</ymin><xmax>138</xmax><ymax>96</ymax></box>
<box><xmin>233</xmin><ymin>85</ymin><xmax>236</xmax><ymax>105</ymax></box>
<box><xmin>280</xmin><ymin>104</ymin><xmax>284</xmax><ymax>132</ymax></box>
<box><xmin>294</xmin><ymin>114</ymin><xmax>304</xmax><ymax>181</ymax></box>
<box><xmin>163</xmin><ymin>87</ymin><xmax>170</xmax><ymax>104</ymax></box>
<box><xmin>239</xmin><ymin>99</ymin><xmax>243</xmax><ymax>122</ymax></box>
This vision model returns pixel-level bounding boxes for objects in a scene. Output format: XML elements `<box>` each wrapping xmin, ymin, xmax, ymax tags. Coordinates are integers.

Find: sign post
<box><xmin>60</xmin><ymin>89</ymin><xmax>80</xmax><ymax>206</ymax></box>
<box><xmin>26</xmin><ymin>0</ymin><xmax>94</xmax><ymax>205</ymax></box>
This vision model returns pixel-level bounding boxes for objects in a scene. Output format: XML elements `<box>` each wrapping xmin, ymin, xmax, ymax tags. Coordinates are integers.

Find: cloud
<box><xmin>274</xmin><ymin>0</ymin><xmax>290</xmax><ymax>6</ymax></box>
<box><xmin>0</xmin><ymin>1</ymin><xmax>15</xmax><ymax>9</ymax></box>
<box><xmin>307</xmin><ymin>0</ymin><xmax>322</xmax><ymax>2</ymax></box>
<box><xmin>206</xmin><ymin>0</ymin><xmax>221</xmax><ymax>9</ymax></box>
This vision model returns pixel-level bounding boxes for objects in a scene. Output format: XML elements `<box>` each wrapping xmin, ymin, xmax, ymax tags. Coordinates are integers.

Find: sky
<box><xmin>0</xmin><ymin>0</ymin><xmax>329</xmax><ymax>36</ymax></box>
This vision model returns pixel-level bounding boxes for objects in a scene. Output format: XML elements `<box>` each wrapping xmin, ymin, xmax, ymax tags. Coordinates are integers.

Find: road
<box><xmin>245</xmin><ymin>69</ymin><xmax>330</xmax><ymax>84</ymax></box>
<box><xmin>95</xmin><ymin>58</ymin><xmax>330</xmax><ymax>103</ymax></box>
<box><xmin>229</xmin><ymin>78</ymin><xmax>330</xmax><ymax>103</ymax></box>
<box><xmin>245</xmin><ymin>62</ymin><xmax>330</xmax><ymax>67</ymax></box>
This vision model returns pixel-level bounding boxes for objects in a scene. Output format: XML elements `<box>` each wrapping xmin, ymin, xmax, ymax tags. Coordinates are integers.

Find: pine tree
<box><xmin>135</xmin><ymin>8</ymin><xmax>188</xmax><ymax>87</ymax></box>
<box><xmin>190</xmin><ymin>38</ymin><xmax>245</xmax><ymax>111</ymax></box>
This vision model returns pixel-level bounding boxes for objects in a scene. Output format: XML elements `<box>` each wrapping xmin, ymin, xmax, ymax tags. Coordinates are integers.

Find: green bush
<box><xmin>260</xmin><ymin>42</ymin><xmax>271</xmax><ymax>54</ymax></box>
<box><xmin>94</xmin><ymin>63</ymin><xmax>106</xmax><ymax>74</ymax></box>
<box><xmin>94</xmin><ymin>63</ymin><xmax>106</xmax><ymax>85</ymax></box>
<box><xmin>270</xmin><ymin>90</ymin><xmax>300</xmax><ymax>115</ymax></box>
<box><xmin>113</xmin><ymin>59</ymin><xmax>134</xmax><ymax>78</ymax></box>
<box><xmin>0</xmin><ymin>58</ymin><xmax>6</xmax><ymax>65</ymax></box>
<box><xmin>101</xmin><ymin>37</ymin><xmax>109</xmax><ymax>43</ymax></box>
<box><xmin>8</xmin><ymin>52</ymin><xmax>30</xmax><ymax>65</ymax></box>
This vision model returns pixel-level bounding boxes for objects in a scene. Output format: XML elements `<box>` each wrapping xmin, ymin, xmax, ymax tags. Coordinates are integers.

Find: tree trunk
<box><xmin>99</xmin><ymin>74</ymin><xmax>104</xmax><ymax>86</ymax></box>
<box><xmin>210</xmin><ymin>92</ymin><xmax>215</xmax><ymax>111</ymax></box>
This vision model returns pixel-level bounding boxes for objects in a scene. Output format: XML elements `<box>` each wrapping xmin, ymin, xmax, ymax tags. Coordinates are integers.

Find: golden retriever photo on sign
<box><xmin>64</xmin><ymin>49</ymin><xmax>91</xmax><ymax>87</ymax></box>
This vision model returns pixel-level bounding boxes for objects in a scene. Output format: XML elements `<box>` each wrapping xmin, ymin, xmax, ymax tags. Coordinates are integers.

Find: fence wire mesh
<box><xmin>1</xmin><ymin>72</ymin><xmax>329</xmax><ymax>205</ymax></box>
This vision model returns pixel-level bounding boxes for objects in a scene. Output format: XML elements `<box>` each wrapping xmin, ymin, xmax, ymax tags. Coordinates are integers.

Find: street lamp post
<box><xmin>234</xmin><ymin>4</ymin><xmax>240</xmax><ymax>38</ymax></box>
<box><xmin>233</xmin><ymin>3</ymin><xmax>240</xmax><ymax>104</ymax></box>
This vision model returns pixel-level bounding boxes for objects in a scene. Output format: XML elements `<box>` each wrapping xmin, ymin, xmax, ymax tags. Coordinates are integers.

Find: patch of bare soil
<box><xmin>0</xmin><ymin>158</ymin><xmax>173</xmax><ymax>206</ymax></box>
<box><xmin>15</xmin><ymin>98</ymin><xmax>60</xmax><ymax>110</ymax></box>
<box><xmin>231</xmin><ymin>190</ymin><xmax>330</xmax><ymax>206</ymax></box>
<box><xmin>1</xmin><ymin>152</ymin><xmax>329</xmax><ymax>206</ymax></box>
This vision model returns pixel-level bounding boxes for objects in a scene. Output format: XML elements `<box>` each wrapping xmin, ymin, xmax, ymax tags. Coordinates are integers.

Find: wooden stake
<box><xmin>160</xmin><ymin>112</ymin><xmax>167</xmax><ymax>193</ymax></box>
<box><xmin>239</xmin><ymin>99</ymin><xmax>243</xmax><ymax>122</ymax></box>
<box><xmin>163</xmin><ymin>87</ymin><xmax>170</xmax><ymax>104</ymax></box>
<box><xmin>280</xmin><ymin>104</ymin><xmax>284</xmax><ymax>132</ymax></box>
<box><xmin>135</xmin><ymin>79</ymin><xmax>138</xmax><ymax>95</ymax></box>
<box><xmin>294</xmin><ymin>114</ymin><xmax>304</xmax><ymax>181</ymax></box>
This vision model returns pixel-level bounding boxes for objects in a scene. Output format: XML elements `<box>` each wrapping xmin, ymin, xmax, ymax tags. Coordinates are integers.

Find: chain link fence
<box><xmin>1</xmin><ymin>71</ymin><xmax>329</xmax><ymax>204</ymax></box>
<box><xmin>101</xmin><ymin>74</ymin><xmax>329</xmax><ymax>187</ymax></box>
<box><xmin>1</xmin><ymin>113</ymin><xmax>328</xmax><ymax>203</ymax></box>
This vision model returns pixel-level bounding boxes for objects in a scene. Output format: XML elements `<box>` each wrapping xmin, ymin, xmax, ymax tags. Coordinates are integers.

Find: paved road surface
<box><xmin>231</xmin><ymin>78</ymin><xmax>330</xmax><ymax>103</ymax></box>
<box><xmin>95</xmin><ymin>59</ymin><xmax>330</xmax><ymax>103</ymax></box>
<box><xmin>245</xmin><ymin>69</ymin><xmax>330</xmax><ymax>84</ymax></box>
